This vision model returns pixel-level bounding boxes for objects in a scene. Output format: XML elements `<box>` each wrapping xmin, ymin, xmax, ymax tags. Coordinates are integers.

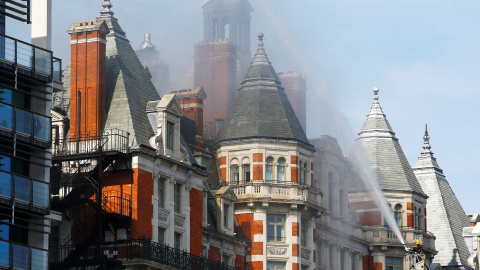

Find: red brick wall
<box><xmin>218</xmin><ymin>156</ymin><xmax>226</xmax><ymax>165</ymax></box>
<box><xmin>291</xmin><ymin>167</ymin><xmax>298</xmax><ymax>182</ymax></box>
<box><xmin>194</xmin><ymin>40</ymin><xmax>237</xmax><ymax>124</ymax></box>
<box><xmin>251</xmin><ymin>242</ymin><xmax>263</xmax><ymax>255</ymax></box>
<box><xmin>220</xmin><ymin>167</ymin><xmax>226</xmax><ymax>182</ymax></box>
<box><xmin>292</xmin><ymin>243</ymin><xmax>299</xmax><ymax>257</ymax></box>
<box><xmin>253</xmin><ymin>165</ymin><xmax>263</xmax><ymax>180</ymax></box>
<box><xmin>292</xmin><ymin>263</ymin><xmax>299</xmax><ymax>270</ymax></box>
<box><xmin>69</xmin><ymin>30</ymin><xmax>106</xmax><ymax>140</ymax></box>
<box><xmin>351</xmin><ymin>201</ymin><xmax>377</xmax><ymax>209</ymax></box>
<box><xmin>209</xmin><ymin>245</ymin><xmax>221</xmax><ymax>262</ymax></box>
<box><xmin>190</xmin><ymin>188</ymin><xmax>203</xmax><ymax>256</ymax></box>
<box><xmin>292</xmin><ymin>222</ymin><xmax>299</xmax><ymax>236</ymax></box>
<box><xmin>249</xmin><ymin>261</ymin><xmax>263</xmax><ymax>270</ymax></box>
<box><xmin>235</xmin><ymin>254</ymin><xmax>245</xmax><ymax>269</ymax></box>
<box><xmin>280</xmin><ymin>72</ymin><xmax>307</xmax><ymax>132</ymax></box>
<box><xmin>407</xmin><ymin>202</ymin><xmax>413</xmax><ymax>211</ymax></box>
<box><xmin>253</xmin><ymin>153</ymin><xmax>263</xmax><ymax>162</ymax></box>
<box><xmin>291</xmin><ymin>155</ymin><xmax>298</xmax><ymax>165</ymax></box>
<box><xmin>236</xmin><ymin>213</ymin><xmax>263</xmax><ymax>241</ymax></box>
<box><xmin>407</xmin><ymin>213</ymin><xmax>414</xmax><ymax>227</ymax></box>
<box><xmin>358</xmin><ymin>211</ymin><xmax>381</xmax><ymax>226</ymax></box>
<box><xmin>132</xmin><ymin>168</ymin><xmax>153</xmax><ymax>239</ymax></box>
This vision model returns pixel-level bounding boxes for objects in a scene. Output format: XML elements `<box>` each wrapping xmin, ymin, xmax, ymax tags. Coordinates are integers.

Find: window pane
<box><xmin>276</xmin><ymin>225</ymin><xmax>284</xmax><ymax>241</ymax></box>
<box><xmin>158</xmin><ymin>179</ymin><xmax>164</xmax><ymax>208</ymax></box>
<box><xmin>15</xmin><ymin>109</ymin><xmax>32</xmax><ymax>135</ymax></box>
<box><xmin>0</xmin><ymin>171</ymin><xmax>11</xmax><ymax>198</ymax></box>
<box><xmin>158</xmin><ymin>228</ymin><xmax>165</xmax><ymax>244</ymax></box>
<box><xmin>14</xmin><ymin>176</ymin><xmax>30</xmax><ymax>202</ymax></box>
<box><xmin>267</xmin><ymin>224</ymin><xmax>274</xmax><ymax>241</ymax></box>
<box><xmin>32</xmin><ymin>181</ymin><xmax>48</xmax><ymax>207</ymax></box>
<box><xmin>33</xmin><ymin>114</ymin><xmax>50</xmax><ymax>141</ymax></box>
<box><xmin>0</xmin><ymin>103</ymin><xmax>12</xmax><ymax>130</ymax></box>
<box><xmin>13</xmin><ymin>244</ymin><xmax>29</xmax><ymax>269</ymax></box>
<box><xmin>31</xmin><ymin>248</ymin><xmax>47</xmax><ymax>269</ymax></box>
<box><xmin>0</xmin><ymin>241</ymin><xmax>9</xmax><ymax>267</ymax></box>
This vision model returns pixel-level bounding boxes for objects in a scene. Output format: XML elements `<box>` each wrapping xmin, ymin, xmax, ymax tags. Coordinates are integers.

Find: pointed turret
<box><xmin>215</xmin><ymin>33</ymin><xmax>310</xmax><ymax>147</ymax></box>
<box><xmin>413</xmin><ymin>127</ymin><xmax>471</xmax><ymax>266</ymax></box>
<box><xmin>353</xmin><ymin>88</ymin><xmax>424</xmax><ymax>194</ymax></box>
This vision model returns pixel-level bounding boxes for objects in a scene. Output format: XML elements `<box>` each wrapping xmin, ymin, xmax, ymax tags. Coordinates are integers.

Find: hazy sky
<box><xmin>9</xmin><ymin>0</ymin><xmax>480</xmax><ymax>214</ymax></box>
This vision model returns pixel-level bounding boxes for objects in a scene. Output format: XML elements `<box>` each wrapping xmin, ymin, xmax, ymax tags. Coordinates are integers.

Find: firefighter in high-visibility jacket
<box><xmin>411</xmin><ymin>240</ymin><xmax>424</xmax><ymax>254</ymax></box>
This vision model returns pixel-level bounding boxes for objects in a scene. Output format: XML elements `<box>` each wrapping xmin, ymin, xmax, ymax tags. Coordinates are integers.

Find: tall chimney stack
<box><xmin>67</xmin><ymin>21</ymin><xmax>109</xmax><ymax>140</ymax></box>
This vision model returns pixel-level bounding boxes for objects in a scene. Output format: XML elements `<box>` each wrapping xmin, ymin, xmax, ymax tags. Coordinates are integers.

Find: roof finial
<box><xmin>258</xmin><ymin>32</ymin><xmax>264</xmax><ymax>48</ymax></box>
<box><xmin>421</xmin><ymin>124</ymin><xmax>433</xmax><ymax>156</ymax></box>
<box><xmin>140</xmin><ymin>33</ymin><xmax>155</xmax><ymax>50</ymax></box>
<box><xmin>99</xmin><ymin>0</ymin><xmax>115</xmax><ymax>18</ymax></box>
<box><xmin>373</xmin><ymin>87</ymin><xmax>379</xmax><ymax>102</ymax></box>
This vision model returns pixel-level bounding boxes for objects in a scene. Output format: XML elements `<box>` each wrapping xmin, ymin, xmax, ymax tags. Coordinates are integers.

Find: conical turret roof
<box><xmin>61</xmin><ymin>0</ymin><xmax>159</xmax><ymax>146</ymax></box>
<box><xmin>352</xmin><ymin>88</ymin><xmax>424</xmax><ymax>194</ymax></box>
<box><xmin>413</xmin><ymin>127</ymin><xmax>471</xmax><ymax>266</ymax></box>
<box><xmin>215</xmin><ymin>33</ymin><xmax>310</xmax><ymax>148</ymax></box>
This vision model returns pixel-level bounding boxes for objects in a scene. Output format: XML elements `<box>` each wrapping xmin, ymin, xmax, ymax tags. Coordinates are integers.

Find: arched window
<box><xmin>242</xmin><ymin>157</ymin><xmax>250</xmax><ymax>183</ymax></box>
<box><xmin>265</xmin><ymin>157</ymin><xmax>274</xmax><ymax>182</ymax></box>
<box><xmin>328</xmin><ymin>172</ymin><xmax>334</xmax><ymax>211</ymax></box>
<box><xmin>230</xmin><ymin>159</ymin><xmax>239</xmax><ymax>184</ymax></box>
<box><xmin>277</xmin><ymin>158</ymin><xmax>286</xmax><ymax>182</ymax></box>
<box><xmin>394</xmin><ymin>204</ymin><xmax>402</xmax><ymax>227</ymax></box>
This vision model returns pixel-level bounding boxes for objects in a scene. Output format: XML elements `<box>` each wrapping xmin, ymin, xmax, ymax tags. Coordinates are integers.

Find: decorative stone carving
<box><xmin>262</xmin><ymin>202</ymin><xmax>269</xmax><ymax>209</ymax></box>
<box><xmin>174</xmin><ymin>214</ymin><xmax>185</xmax><ymax>227</ymax></box>
<box><xmin>155</xmin><ymin>123</ymin><xmax>163</xmax><ymax>154</ymax></box>
<box><xmin>301</xmin><ymin>248</ymin><xmax>311</xmax><ymax>260</ymax></box>
<box><xmin>247</xmin><ymin>202</ymin><xmax>255</xmax><ymax>208</ymax></box>
<box><xmin>290</xmin><ymin>204</ymin><xmax>298</xmax><ymax>211</ymax></box>
<box><xmin>267</xmin><ymin>247</ymin><xmax>287</xmax><ymax>256</ymax></box>
<box><xmin>158</xmin><ymin>208</ymin><xmax>169</xmax><ymax>222</ymax></box>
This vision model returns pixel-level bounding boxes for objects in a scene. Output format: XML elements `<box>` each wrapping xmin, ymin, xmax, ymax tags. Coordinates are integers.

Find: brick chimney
<box><xmin>67</xmin><ymin>20</ymin><xmax>109</xmax><ymax>140</ymax></box>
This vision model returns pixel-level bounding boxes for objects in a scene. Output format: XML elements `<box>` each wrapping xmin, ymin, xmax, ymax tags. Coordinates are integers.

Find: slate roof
<box><xmin>413</xmin><ymin>128</ymin><xmax>471</xmax><ymax>266</ymax></box>
<box><xmin>61</xmin><ymin>1</ymin><xmax>160</xmax><ymax>147</ymax></box>
<box><xmin>351</xmin><ymin>88</ymin><xmax>424</xmax><ymax>194</ymax></box>
<box><xmin>215</xmin><ymin>34</ymin><xmax>311</xmax><ymax>147</ymax></box>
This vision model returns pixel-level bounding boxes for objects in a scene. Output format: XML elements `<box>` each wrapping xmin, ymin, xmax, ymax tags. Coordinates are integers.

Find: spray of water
<box><xmin>256</xmin><ymin>0</ymin><xmax>406</xmax><ymax>245</ymax></box>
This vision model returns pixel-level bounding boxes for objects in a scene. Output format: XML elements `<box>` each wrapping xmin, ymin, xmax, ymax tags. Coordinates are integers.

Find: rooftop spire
<box><xmin>242</xmin><ymin>32</ymin><xmax>280</xmax><ymax>83</ymax></box>
<box><xmin>421</xmin><ymin>124</ymin><xmax>433</xmax><ymax>157</ymax></box>
<box><xmin>368</xmin><ymin>87</ymin><xmax>384</xmax><ymax>115</ymax></box>
<box><xmin>140</xmin><ymin>33</ymin><xmax>155</xmax><ymax>50</ymax></box>
<box><xmin>99</xmin><ymin>0</ymin><xmax>115</xmax><ymax>19</ymax></box>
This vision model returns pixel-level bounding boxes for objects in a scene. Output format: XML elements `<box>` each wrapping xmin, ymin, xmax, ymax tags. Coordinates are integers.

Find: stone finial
<box><xmin>99</xmin><ymin>0</ymin><xmax>115</xmax><ymax>18</ymax></box>
<box><xmin>258</xmin><ymin>32</ymin><xmax>264</xmax><ymax>48</ymax></box>
<box><xmin>140</xmin><ymin>33</ymin><xmax>155</xmax><ymax>50</ymax></box>
<box><xmin>373</xmin><ymin>87</ymin><xmax>379</xmax><ymax>101</ymax></box>
<box><xmin>368</xmin><ymin>87</ymin><xmax>383</xmax><ymax>115</ymax></box>
<box><xmin>421</xmin><ymin>124</ymin><xmax>433</xmax><ymax>157</ymax></box>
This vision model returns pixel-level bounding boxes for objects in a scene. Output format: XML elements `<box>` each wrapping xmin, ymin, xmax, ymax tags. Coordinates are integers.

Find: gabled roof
<box><xmin>351</xmin><ymin>88</ymin><xmax>424</xmax><ymax>194</ymax></box>
<box><xmin>156</xmin><ymin>94</ymin><xmax>183</xmax><ymax>117</ymax></box>
<box><xmin>215</xmin><ymin>33</ymin><xmax>311</xmax><ymax>148</ymax></box>
<box><xmin>166</xmin><ymin>87</ymin><xmax>206</xmax><ymax>100</ymax></box>
<box><xmin>413</xmin><ymin>127</ymin><xmax>471</xmax><ymax>266</ymax></box>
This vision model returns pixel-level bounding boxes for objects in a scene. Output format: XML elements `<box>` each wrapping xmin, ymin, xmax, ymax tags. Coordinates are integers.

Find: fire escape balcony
<box><xmin>226</xmin><ymin>180</ymin><xmax>323</xmax><ymax>210</ymax></box>
<box><xmin>363</xmin><ymin>225</ymin><xmax>436</xmax><ymax>252</ymax></box>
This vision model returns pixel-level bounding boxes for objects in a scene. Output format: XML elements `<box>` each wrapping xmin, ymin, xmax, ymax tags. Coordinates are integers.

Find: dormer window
<box><xmin>167</xmin><ymin>121</ymin><xmax>174</xmax><ymax>149</ymax></box>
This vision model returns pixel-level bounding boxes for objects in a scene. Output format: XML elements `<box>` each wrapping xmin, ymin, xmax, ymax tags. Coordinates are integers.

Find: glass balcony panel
<box><xmin>1</xmin><ymin>37</ymin><xmax>15</xmax><ymax>63</ymax></box>
<box><xmin>0</xmin><ymin>171</ymin><xmax>11</xmax><ymax>198</ymax></box>
<box><xmin>0</xmin><ymin>104</ymin><xmax>13</xmax><ymax>130</ymax></box>
<box><xmin>15</xmin><ymin>109</ymin><xmax>32</xmax><ymax>135</ymax></box>
<box><xmin>34</xmin><ymin>47</ymin><xmax>52</xmax><ymax>75</ymax></box>
<box><xmin>33</xmin><ymin>114</ymin><xmax>50</xmax><ymax>141</ymax></box>
<box><xmin>53</xmin><ymin>58</ymin><xmax>62</xmax><ymax>81</ymax></box>
<box><xmin>13</xmin><ymin>244</ymin><xmax>29</xmax><ymax>270</ymax></box>
<box><xmin>32</xmin><ymin>181</ymin><xmax>48</xmax><ymax>207</ymax></box>
<box><xmin>14</xmin><ymin>176</ymin><xmax>30</xmax><ymax>202</ymax></box>
<box><xmin>16</xmin><ymin>42</ymin><xmax>33</xmax><ymax>70</ymax></box>
<box><xmin>31</xmin><ymin>248</ymin><xmax>48</xmax><ymax>269</ymax></box>
<box><xmin>0</xmin><ymin>241</ymin><xmax>9</xmax><ymax>267</ymax></box>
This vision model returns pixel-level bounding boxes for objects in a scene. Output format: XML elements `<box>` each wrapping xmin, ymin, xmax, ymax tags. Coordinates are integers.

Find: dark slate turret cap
<box><xmin>215</xmin><ymin>33</ymin><xmax>311</xmax><ymax>148</ymax></box>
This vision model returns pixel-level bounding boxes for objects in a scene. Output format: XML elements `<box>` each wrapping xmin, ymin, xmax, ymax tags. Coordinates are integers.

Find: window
<box><xmin>242</xmin><ymin>164</ymin><xmax>250</xmax><ymax>182</ymax></box>
<box><xmin>303</xmin><ymin>162</ymin><xmax>307</xmax><ymax>184</ymax></box>
<box><xmin>174</xmin><ymin>233</ymin><xmax>182</xmax><ymax>250</ymax></box>
<box><xmin>301</xmin><ymin>265</ymin><xmax>309</xmax><ymax>270</ymax></box>
<box><xmin>267</xmin><ymin>262</ymin><xmax>285</xmax><ymax>270</ymax></box>
<box><xmin>167</xmin><ymin>121</ymin><xmax>174</xmax><ymax>149</ymax></box>
<box><xmin>267</xmin><ymin>215</ymin><xmax>285</xmax><ymax>242</ymax></box>
<box><xmin>224</xmin><ymin>204</ymin><xmax>230</xmax><ymax>228</ymax></box>
<box><xmin>158</xmin><ymin>178</ymin><xmax>165</xmax><ymax>208</ymax></box>
<box><xmin>277</xmin><ymin>158</ymin><xmax>286</xmax><ymax>182</ymax></box>
<box><xmin>266</xmin><ymin>157</ymin><xmax>274</xmax><ymax>181</ymax></box>
<box><xmin>329</xmin><ymin>246</ymin><xmax>334</xmax><ymax>269</ymax></box>
<box><xmin>340</xmin><ymin>249</ymin><xmax>345</xmax><ymax>270</ymax></box>
<box><xmin>230</xmin><ymin>159</ymin><xmax>239</xmax><ymax>184</ymax></box>
<box><xmin>222</xmin><ymin>254</ymin><xmax>231</xmax><ymax>266</ymax></box>
<box><xmin>301</xmin><ymin>219</ymin><xmax>307</xmax><ymax>247</ymax></box>
<box><xmin>174</xmin><ymin>183</ymin><xmax>181</xmax><ymax>213</ymax></box>
<box><xmin>158</xmin><ymin>228</ymin><xmax>165</xmax><ymax>244</ymax></box>
<box><xmin>351</xmin><ymin>253</ymin><xmax>356</xmax><ymax>270</ymax></box>
<box><xmin>386</xmin><ymin>257</ymin><xmax>402</xmax><ymax>270</ymax></box>
<box><xmin>394</xmin><ymin>204</ymin><xmax>402</xmax><ymax>227</ymax></box>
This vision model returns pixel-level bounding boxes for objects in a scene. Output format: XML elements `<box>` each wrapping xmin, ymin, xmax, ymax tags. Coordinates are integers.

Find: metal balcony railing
<box><xmin>52</xmin><ymin>129</ymin><xmax>130</xmax><ymax>157</ymax></box>
<box><xmin>0</xmin><ymin>239</ymin><xmax>48</xmax><ymax>270</ymax></box>
<box><xmin>0</xmin><ymin>169</ymin><xmax>49</xmax><ymax>208</ymax></box>
<box><xmin>0</xmin><ymin>0</ymin><xmax>31</xmax><ymax>23</ymax></box>
<box><xmin>51</xmin><ymin>238</ymin><xmax>247</xmax><ymax>270</ymax></box>
<box><xmin>363</xmin><ymin>225</ymin><xmax>436</xmax><ymax>250</ymax></box>
<box><xmin>0</xmin><ymin>33</ymin><xmax>62</xmax><ymax>81</ymax></box>
<box><xmin>0</xmin><ymin>102</ymin><xmax>51</xmax><ymax>144</ymax></box>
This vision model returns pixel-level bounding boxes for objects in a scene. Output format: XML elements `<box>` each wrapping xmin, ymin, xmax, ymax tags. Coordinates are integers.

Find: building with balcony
<box><xmin>0</xmin><ymin>0</ymin><xmax>63</xmax><ymax>268</ymax></box>
<box><xmin>348</xmin><ymin>88</ymin><xmax>436</xmax><ymax>269</ymax></box>
<box><xmin>214</xmin><ymin>33</ymin><xmax>324</xmax><ymax>270</ymax></box>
